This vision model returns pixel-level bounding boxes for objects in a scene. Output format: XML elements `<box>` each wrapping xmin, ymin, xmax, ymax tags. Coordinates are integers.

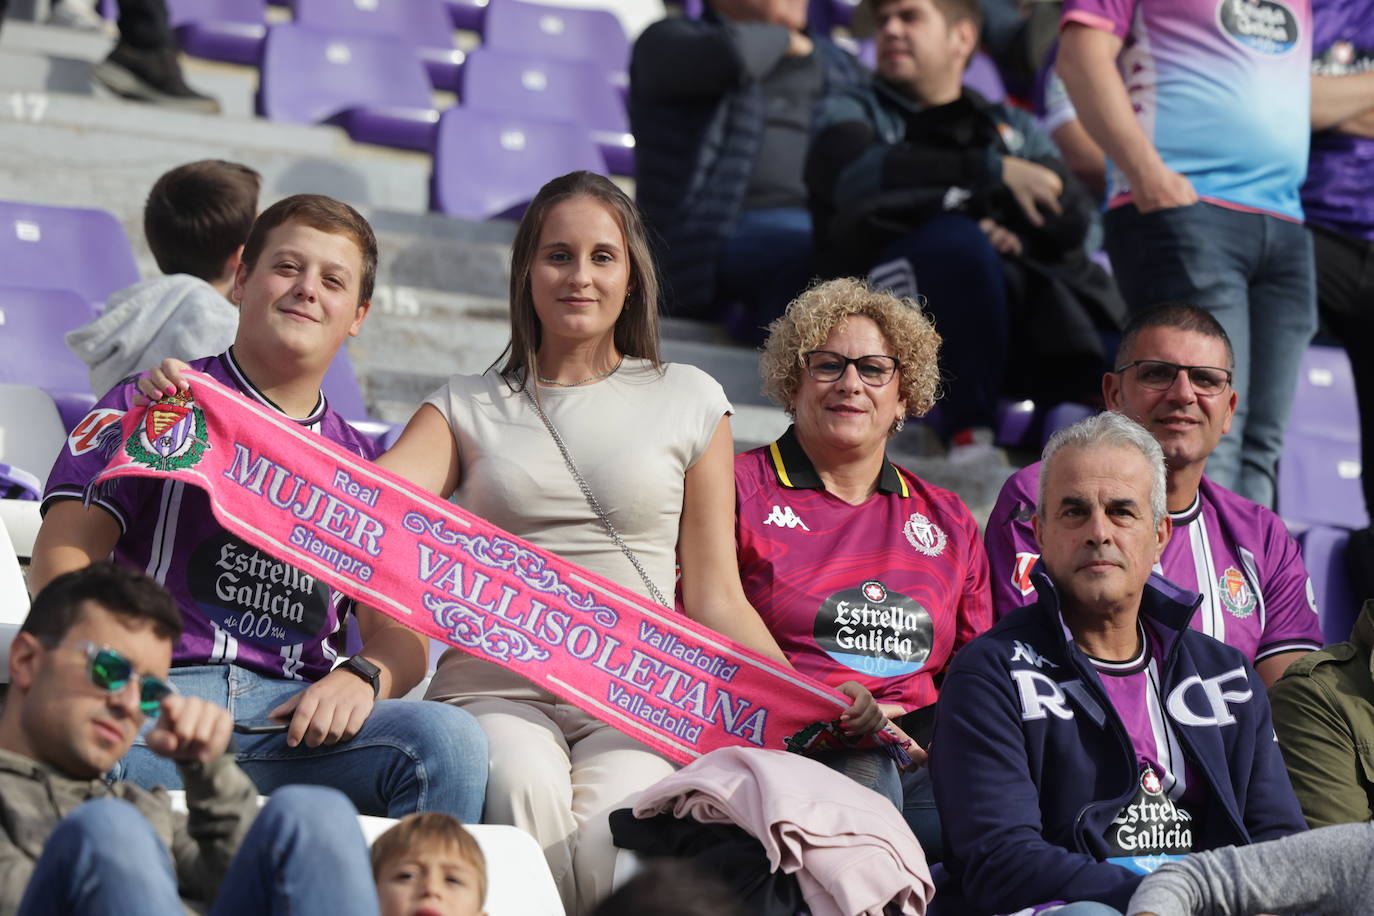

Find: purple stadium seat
<box><xmin>1289</xmin><ymin>344</ymin><xmax>1359</xmax><ymax>436</ymax></box>
<box><xmin>995</xmin><ymin>398</ymin><xmax>1036</xmax><ymax>449</ymax></box>
<box><xmin>257</xmin><ymin>24</ymin><xmax>440</xmax><ymax>151</ymax></box>
<box><xmin>430</xmin><ymin>107</ymin><xmax>605</xmax><ymax>220</ymax></box>
<box><xmin>292</xmin><ymin>0</ymin><xmax>465</xmax><ymax>89</ymax></box>
<box><xmin>1298</xmin><ymin>525</ymin><xmax>1359</xmax><ymax>644</ymax></box>
<box><xmin>483</xmin><ymin>0</ymin><xmax>629</xmax><ymax>79</ymax></box>
<box><xmin>443</xmin><ymin>0</ymin><xmax>488</xmax><ymax>29</ymax></box>
<box><xmin>964</xmin><ymin>51</ymin><xmax>1006</xmax><ymax>102</ymax></box>
<box><xmin>0</xmin><ymin>286</ymin><xmax>100</xmax><ymax>430</ymax></box>
<box><xmin>1278</xmin><ymin>345</ymin><xmax>1368</xmax><ymax>530</ymax></box>
<box><xmin>168</xmin><ymin>0</ymin><xmax>267</xmax><ymax>65</ymax></box>
<box><xmin>461</xmin><ymin>48</ymin><xmax>634</xmax><ymax>174</ymax></box>
<box><xmin>1039</xmin><ymin>401</ymin><xmax>1095</xmax><ymax>447</ymax></box>
<box><xmin>0</xmin><ymin>201</ymin><xmax>139</xmax><ymax>312</ymax></box>
<box><xmin>322</xmin><ymin>346</ymin><xmax>370</xmax><ymax>421</ymax></box>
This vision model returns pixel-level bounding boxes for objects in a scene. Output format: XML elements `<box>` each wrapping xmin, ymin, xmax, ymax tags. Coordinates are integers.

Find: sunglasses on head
<box><xmin>44</xmin><ymin>639</ymin><xmax>175</xmax><ymax>717</ymax></box>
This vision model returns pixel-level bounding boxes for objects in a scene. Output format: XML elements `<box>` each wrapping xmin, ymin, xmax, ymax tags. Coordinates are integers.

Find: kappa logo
<box><xmin>67</xmin><ymin>408</ymin><xmax>125</xmax><ymax>456</ymax></box>
<box><xmin>125</xmin><ymin>390</ymin><xmax>210</xmax><ymax>471</ymax></box>
<box><xmin>1012</xmin><ymin>552</ymin><xmax>1039</xmax><ymax>597</ymax></box>
<box><xmin>1218</xmin><ymin>567</ymin><xmax>1256</xmax><ymax>619</ymax></box>
<box><xmin>764</xmin><ymin>505</ymin><xmax>809</xmax><ymax>530</ymax></box>
<box><xmin>904</xmin><ymin>513</ymin><xmax>947</xmax><ymax>557</ymax></box>
<box><xmin>1010</xmin><ymin>639</ymin><xmax>1056</xmax><ymax>669</ymax></box>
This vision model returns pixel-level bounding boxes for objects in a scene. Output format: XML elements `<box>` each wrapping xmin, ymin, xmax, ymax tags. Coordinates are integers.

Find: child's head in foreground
<box><xmin>372</xmin><ymin>813</ymin><xmax>488</xmax><ymax>916</ymax></box>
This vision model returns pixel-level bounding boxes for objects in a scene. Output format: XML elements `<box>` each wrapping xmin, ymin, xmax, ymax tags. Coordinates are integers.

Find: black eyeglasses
<box><xmin>46</xmin><ymin>640</ymin><xmax>175</xmax><ymax>717</ymax></box>
<box><xmin>1114</xmin><ymin>360</ymin><xmax>1233</xmax><ymax>397</ymax></box>
<box><xmin>802</xmin><ymin>351</ymin><xmax>900</xmax><ymax>387</ymax></box>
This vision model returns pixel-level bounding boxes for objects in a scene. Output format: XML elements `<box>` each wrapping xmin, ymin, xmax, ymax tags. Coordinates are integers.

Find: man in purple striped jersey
<box><xmin>985</xmin><ymin>303</ymin><xmax>1322</xmax><ymax>686</ymax></box>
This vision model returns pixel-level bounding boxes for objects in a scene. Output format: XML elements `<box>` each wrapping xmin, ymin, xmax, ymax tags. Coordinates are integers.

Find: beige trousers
<box><xmin>429</xmin><ymin>652</ymin><xmax>675</xmax><ymax>916</ymax></box>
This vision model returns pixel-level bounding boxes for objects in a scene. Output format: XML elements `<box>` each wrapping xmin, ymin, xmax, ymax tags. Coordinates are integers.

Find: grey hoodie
<box><xmin>1128</xmin><ymin>822</ymin><xmax>1374</xmax><ymax>916</ymax></box>
<box><xmin>65</xmin><ymin>274</ymin><xmax>238</xmax><ymax>396</ymax></box>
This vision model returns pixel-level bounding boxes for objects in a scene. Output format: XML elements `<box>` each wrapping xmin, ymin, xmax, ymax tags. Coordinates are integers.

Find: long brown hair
<box><xmin>493</xmin><ymin>171</ymin><xmax>662</xmax><ymax>389</ymax></box>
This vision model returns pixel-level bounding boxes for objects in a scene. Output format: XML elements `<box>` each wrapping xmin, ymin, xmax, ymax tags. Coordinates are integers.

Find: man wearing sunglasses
<box><xmin>985</xmin><ymin>303</ymin><xmax>1322</xmax><ymax>686</ymax></box>
<box><xmin>0</xmin><ymin>563</ymin><xmax>379</xmax><ymax>914</ymax></box>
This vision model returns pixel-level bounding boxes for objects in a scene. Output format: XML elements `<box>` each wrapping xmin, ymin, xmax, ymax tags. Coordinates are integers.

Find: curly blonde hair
<box><xmin>760</xmin><ymin>277</ymin><xmax>942</xmax><ymax>420</ymax></box>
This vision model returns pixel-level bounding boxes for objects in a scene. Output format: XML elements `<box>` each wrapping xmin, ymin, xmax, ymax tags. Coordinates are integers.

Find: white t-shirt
<box><xmin>423</xmin><ymin>359</ymin><xmax>731</xmax><ymax>700</ymax></box>
<box><xmin>424</xmin><ymin>357</ymin><xmax>730</xmax><ymax>604</ymax></box>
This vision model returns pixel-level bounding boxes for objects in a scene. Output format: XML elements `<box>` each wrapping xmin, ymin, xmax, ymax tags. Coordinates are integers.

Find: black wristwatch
<box><xmin>340</xmin><ymin>655</ymin><xmax>381</xmax><ymax>698</ymax></box>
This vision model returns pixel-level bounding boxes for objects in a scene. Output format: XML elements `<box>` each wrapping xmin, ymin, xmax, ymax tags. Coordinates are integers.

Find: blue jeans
<box><xmin>813</xmin><ymin>747</ymin><xmax>903</xmax><ymax>810</ymax></box>
<box><xmin>718</xmin><ymin>207</ymin><xmax>814</xmax><ymax>343</ymax></box>
<box><xmin>17</xmin><ymin>787</ymin><xmax>379</xmax><ymax>916</ymax></box>
<box><xmin>111</xmin><ymin>665</ymin><xmax>488</xmax><ymax>821</ymax></box>
<box><xmin>1104</xmin><ymin>201</ymin><xmax>1317</xmax><ymax>507</ymax></box>
<box><xmin>1045</xmin><ymin>904</ymin><xmax>1125</xmax><ymax>916</ymax></box>
<box><xmin>871</xmin><ymin>214</ymin><xmax>1009</xmax><ymax>434</ymax></box>
<box><xmin>901</xmin><ymin>764</ymin><xmax>942</xmax><ymax>863</ymax></box>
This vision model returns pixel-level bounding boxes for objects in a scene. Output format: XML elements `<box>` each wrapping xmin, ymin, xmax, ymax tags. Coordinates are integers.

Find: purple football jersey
<box><xmin>986</xmin><ymin>464</ymin><xmax>1322</xmax><ymax>663</ymax></box>
<box><xmin>43</xmin><ymin>350</ymin><xmax>381</xmax><ymax>681</ymax></box>
<box><xmin>1301</xmin><ymin>0</ymin><xmax>1374</xmax><ymax>239</ymax></box>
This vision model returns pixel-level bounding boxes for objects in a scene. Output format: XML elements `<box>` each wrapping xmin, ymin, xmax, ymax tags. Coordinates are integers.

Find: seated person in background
<box><xmin>986</xmin><ymin>304</ymin><xmax>1321</xmax><ymax>686</ymax></box>
<box><xmin>806</xmin><ymin>0</ymin><xmax>1122</xmax><ymax>458</ymax></box>
<box><xmin>630</xmin><ymin>0</ymin><xmax>864</xmax><ymax>342</ymax></box>
<box><xmin>1270</xmin><ymin>598</ymin><xmax>1374</xmax><ymax>827</ymax></box>
<box><xmin>67</xmin><ymin>159</ymin><xmax>260</xmax><ymax>396</ymax></box>
<box><xmin>1127</xmin><ymin>821</ymin><xmax>1374</xmax><ymax>916</ymax></box>
<box><xmin>932</xmin><ymin>412</ymin><xmax>1307</xmax><ymax>916</ymax></box>
<box><xmin>372</xmin><ymin>813</ymin><xmax>488</xmax><ymax>916</ymax></box>
<box><xmin>0</xmin><ymin>563</ymin><xmax>380</xmax><ymax>916</ymax></box>
<box><xmin>736</xmin><ymin>277</ymin><xmax>990</xmax><ymax>855</ymax></box>
<box><xmin>29</xmin><ymin>193</ymin><xmax>488</xmax><ymax>821</ymax></box>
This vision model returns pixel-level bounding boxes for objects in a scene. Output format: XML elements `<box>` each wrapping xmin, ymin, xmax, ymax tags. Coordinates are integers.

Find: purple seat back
<box><xmin>1039</xmin><ymin>401</ymin><xmax>1095</xmax><ymax>447</ymax></box>
<box><xmin>168</xmin><ymin>0</ymin><xmax>267</xmax><ymax>61</ymax></box>
<box><xmin>322</xmin><ymin>346</ymin><xmax>370</xmax><ymax>421</ymax></box>
<box><xmin>1289</xmin><ymin>345</ymin><xmax>1358</xmax><ymax>436</ymax></box>
<box><xmin>442</xmin><ymin>0</ymin><xmax>488</xmax><ymax>30</ymax></box>
<box><xmin>462</xmin><ymin>47</ymin><xmax>626</xmax><ymax>134</ymax></box>
<box><xmin>257</xmin><ymin>24</ymin><xmax>434</xmax><ymax>126</ymax></box>
<box><xmin>430</xmin><ymin>107</ymin><xmax>605</xmax><ymax>220</ymax></box>
<box><xmin>293</xmin><ymin>0</ymin><xmax>454</xmax><ymax>54</ymax></box>
<box><xmin>0</xmin><ymin>201</ymin><xmax>139</xmax><ymax>312</ymax></box>
<box><xmin>1278</xmin><ymin>345</ymin><xmax>1368</xmax><ymax>529</ymax></box>
<box><xmin>167</xmin><ymin>0</ymin><xmax>264</xmax><ymax>27</ymax></box>
<box><xmin>963</xmin><ymin>51</ymin><xmax>1006</xmax><ymax>102</ymax></box>
<box><xmin>0</xmin><ymin>286</ymin><xmax>102</xmax><ymax>427</ymax></box>
<box><xmin>483</xmin><ymin>0</ymin><xmax>629</xmax><ymax>73</ymax></box>
<box><xmin>995</xmin><ymin>398</ymin><xmax>1036</xmax><ymax>449</ymax></box>
<box><xmin>1298</xmin><ymin>525</ymin><xmax>1358</xmax><ymax>644</ymax></box>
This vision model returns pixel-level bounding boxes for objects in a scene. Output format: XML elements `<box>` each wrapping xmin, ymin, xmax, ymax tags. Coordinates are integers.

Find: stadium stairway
<box><xmin>0</xmin><ymin>18</ymin><xmax>1013</xmax><ymax>520</ymax></box>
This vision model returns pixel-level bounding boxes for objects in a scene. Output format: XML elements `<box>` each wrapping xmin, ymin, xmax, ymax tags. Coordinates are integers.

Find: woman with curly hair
<box><xmin>735</xmin><ymin>277</ymin><xmax>994</xmax><ymax>857</ymax></box>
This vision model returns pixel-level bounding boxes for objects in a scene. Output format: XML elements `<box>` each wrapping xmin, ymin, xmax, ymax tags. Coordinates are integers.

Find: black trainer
<box><xmin>92</xmin><ymin>41</ymin><xmax>221</xmax><ymax>114</ymax></box>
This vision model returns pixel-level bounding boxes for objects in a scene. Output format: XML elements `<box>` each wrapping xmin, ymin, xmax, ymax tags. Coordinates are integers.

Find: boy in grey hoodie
<box><xmin>66</xmin><ymin>160</ymin><xmax>259</xmax><ymax>396</ymax></box>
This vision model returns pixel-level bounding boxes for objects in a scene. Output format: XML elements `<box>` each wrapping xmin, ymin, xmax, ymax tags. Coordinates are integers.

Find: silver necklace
<box><xmin>537</xmin><ymin>356</ymin><xmax>625</xmax><ymax>387</ymax></box>
<box><xmin>522</xmin><ymin>385</ymin><xmax>670</xmax><ymax>608</ymax></box>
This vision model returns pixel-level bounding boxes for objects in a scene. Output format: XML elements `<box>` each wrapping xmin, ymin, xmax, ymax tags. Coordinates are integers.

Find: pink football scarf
<box><xmin>94</xmin><ymin>372</ymin><xmax>905</xmax><ymax>765</ymax></box>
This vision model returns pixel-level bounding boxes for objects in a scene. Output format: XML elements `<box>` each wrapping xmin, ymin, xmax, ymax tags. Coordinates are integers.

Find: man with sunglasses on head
<box><xmin>0</xmin><ymin>563</ymin><xmax>380</xmax><ymax>915</ymax></box>
<box><xmin>985</xmin><ymin>303</ymin><xmax>1322</xmax><ymax>686</ymax></box>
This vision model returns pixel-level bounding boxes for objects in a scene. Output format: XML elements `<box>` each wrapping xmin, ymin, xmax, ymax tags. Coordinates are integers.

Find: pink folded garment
<box><xmin>633</xmin><ymin>747</ymin><xmax>933</xmax><ymax>916</ymax></box>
